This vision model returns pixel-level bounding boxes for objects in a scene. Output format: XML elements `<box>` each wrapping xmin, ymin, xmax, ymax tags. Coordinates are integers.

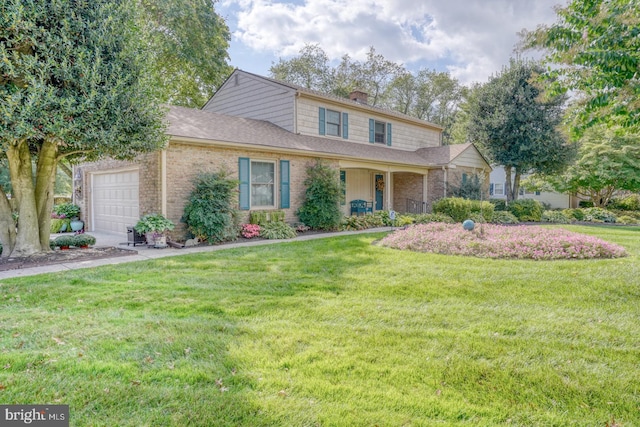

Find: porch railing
<box><xmin>405</xmin><ymin>198</ymin><xmax>428</xmax><ymax>214</ymax></box>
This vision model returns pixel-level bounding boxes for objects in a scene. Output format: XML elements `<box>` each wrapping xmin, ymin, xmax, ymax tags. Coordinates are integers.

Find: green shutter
<box><xmin>369</xmin><ymin>119</ymin><xmax>375</xmax><ymax>143</ymax></box>
<box><xmin>462</xmin><ymin>173</ymin><xmax>468</xmax><ymax>184</ymax></box>
<box><xmin>318</xmin><ymin>107</ymin><xmax>326</xmax><ymax>135</ymax></box>
<box><xmin>386</xmin><ymin>122</ymin><xmax>392</xmax><ymax>146</ymax></box>
<box><xmin>238</xmin><ymin>157</ymin><xmax>250</xmax><ymax>210</ymax></box>
<box><xmin>342</xmin><ymin>112</ymin><xmax>349</xmax><ymax>139</ymax></box>
<box><xmin>280</xmin><ymin>160</ymin><xmax>290</xmax><ymax>209</ymax></box>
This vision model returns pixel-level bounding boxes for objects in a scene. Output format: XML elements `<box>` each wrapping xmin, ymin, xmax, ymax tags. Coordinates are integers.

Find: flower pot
<box><xmin>59</xmin><ymin>222</ymin><xmax>67</xmax><ymax>232</ymax></box>
<box><xmin>145</xmin><ymin>232</ymin><xmax>168</xmax><ymax>248</ymax></box>
<box><xmin>60</xmin><ymin>245</ymin><xmax>70</xmax><ymax>250</ymax></box>
<box><xmin>70</xmin><ymin>219</ymin><xmax>84</xmax><ymax>232</ymax></box>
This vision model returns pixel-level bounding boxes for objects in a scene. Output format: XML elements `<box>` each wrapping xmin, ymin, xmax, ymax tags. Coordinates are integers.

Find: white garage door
<box><xmin>92</xmin><ymin>170</ymin><xmax>139</xmax><ymax>235</ymax></box>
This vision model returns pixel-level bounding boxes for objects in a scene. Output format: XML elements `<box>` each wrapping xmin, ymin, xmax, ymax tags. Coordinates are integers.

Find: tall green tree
<box><xmin>270</xmin><ymin>44</ymin><xmax>333</xmax><ymax>93</ymax></box>
<box><xmin>467</xmin><ymin>59</ymin><xmax>574</xmax><ymax>202</ymax></box>
<box><xmin>0</xmin><ymin>0</ymin><xmax>167</xmax><ymax>257</ymax></box>
<box><xmin>520</xmin><ymin>0</ymin><xmax>640</xmax><ymax>133</ymax></box>
<box><xmin>542</xmin><ymin>126</ymin><xmax>640</xmax><ymax>207</ymax></box>
<box><xmin>141</xmin><ymin>0</ymin><xmax>232</xmax><ymax>108</ymax></box>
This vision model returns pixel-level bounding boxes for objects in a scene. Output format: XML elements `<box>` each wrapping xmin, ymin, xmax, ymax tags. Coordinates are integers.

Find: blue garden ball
<box><xmin>462</xmin><ymin>219</ymin><xmax>475</xmax><ymax>231</ymax></box>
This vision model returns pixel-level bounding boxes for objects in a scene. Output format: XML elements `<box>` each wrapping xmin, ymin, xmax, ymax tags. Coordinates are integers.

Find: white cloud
<box><xmin>220</xmin><ymin>0</ymin><xmax>562</xmax><ymax>85</ymax></box>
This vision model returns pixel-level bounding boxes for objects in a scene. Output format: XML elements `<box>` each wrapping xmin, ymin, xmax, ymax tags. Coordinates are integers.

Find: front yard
<box><xmin>0</xmin><ymin>225</ymin><xmax>638</xmax><ymax>426</ymax></box>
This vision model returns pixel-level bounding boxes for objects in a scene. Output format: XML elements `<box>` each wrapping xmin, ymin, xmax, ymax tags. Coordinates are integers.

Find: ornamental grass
<box><xmin>379</xmin><ymin>223</ymin><xmax>627</xmax><ymax>260</ymax></box>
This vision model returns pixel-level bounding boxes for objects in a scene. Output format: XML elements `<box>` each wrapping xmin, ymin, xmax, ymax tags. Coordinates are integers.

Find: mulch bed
<box><xmin>0</xmin><ymin>246</ymin><xmax>137</xmax><ymax>272</ymax></box>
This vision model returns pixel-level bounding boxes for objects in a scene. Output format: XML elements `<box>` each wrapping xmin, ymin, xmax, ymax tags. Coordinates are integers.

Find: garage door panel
<box><xmin>92</xmin><ymin>171</ymin><xmax>139</xmax><ymax>235</ymax></box>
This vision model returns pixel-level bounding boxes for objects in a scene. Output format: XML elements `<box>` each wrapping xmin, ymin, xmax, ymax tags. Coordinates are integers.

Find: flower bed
<box><xmin>379</xmin><ymin>223</ymin><xmax>627</xmax><ymax>260</ymax></box>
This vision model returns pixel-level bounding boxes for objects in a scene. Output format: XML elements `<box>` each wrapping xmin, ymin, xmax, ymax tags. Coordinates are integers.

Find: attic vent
<box><xmin>349</xmin><ymin>90</ymin><xmax>368</xmax><ymax>105</ymax></box>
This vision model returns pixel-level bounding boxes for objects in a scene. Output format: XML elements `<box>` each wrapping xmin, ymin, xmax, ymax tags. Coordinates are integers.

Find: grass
<box><xmin>0</xmin><ymin>225</ymin><xmax>639</xmax><ymax>426</ymax></box>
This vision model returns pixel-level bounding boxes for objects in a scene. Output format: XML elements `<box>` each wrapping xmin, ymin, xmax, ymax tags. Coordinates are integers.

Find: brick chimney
<box><xmin>349</xmin><ymin>90</ymin><xmax>368</xmax><ymax>105</ymax></box>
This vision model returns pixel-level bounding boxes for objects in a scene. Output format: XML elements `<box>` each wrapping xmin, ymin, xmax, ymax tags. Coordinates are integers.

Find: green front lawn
<box><xmin>1</xmin><ymin>225</ymin><xmax>638</xmax><ymax>426</ymax></box>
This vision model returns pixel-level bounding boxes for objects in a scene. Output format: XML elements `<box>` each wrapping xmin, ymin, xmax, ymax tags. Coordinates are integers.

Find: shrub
<box><xmin>240</xmin><ymin>224</ymin><xmax>261</xmax><ymax>239</ymax></box>
<box><xmin>490</xmin><ymin>198</ymin><xmax>508</xmax><ymax>211</ymax></box>
<box><xmin>259</xmin><ymin>221</ymin><xmax>297</xmax><ymax>239</ymax></box>
<box><xmin>374</xmin><ymin>210</ymin><xmax>392</xmax><ymax>226</ymax></box>
<box><xmin>582</xmin><ymin>207</ymin><xmax>617</xmax><ymax>223</ymax></box>
<box><xmin>563</xmin><ymin>208</ymin><xmax>585</xmax><ymax>221</ymax></box>
<box><xmin>617</xmin><ymin>215</ymin><xmax>639</xmax><ymax>225</ymax></box>
<box><xmin>134</xmin><ymin>214</ymin><xmax>175</xmax><ymax>234</ymax></box>
<box><xmin>490</xmin><ymin>211</ymin><xmax>519</xmax><ymax>224</ymax></box>
<box><xmin>395</xmin><ymin>215</ymin><xmax>415</xmax><ymax>227</ymax></box>
<box><xmin>541</xmin><ymin>210</ymin><xmax>573</xmax><ymax>224</ymax></box>
<box><xmin>53</xmin><ymin>202</ymin><xmax>81</xmax><ymax>219</ymax></box>
<box><xmin>182</xmin><ymin>171</ymin><xmax>240</xmax><ymax>243</ymax></box>
<box><xmin>609</xmin><ymin>194</ymin><xmax>640</xmax><ymax>211</ymax></box>
<box><xmin>433</xmin><ymin>197</ymin><xmax>494</xmax><ymax>222</ymax></box>
<box><xmin>507</xmin><ymin>199</ymin><xmax>543</xmax><ymax>221</ymax></box>
<box><xmin>250</xmin><ymin>210</ymin><xmax>285</xmax><ymax>226</ymax></box>
<box><xmin>297</xmin><ymin>161</ymin><xmax>342</xmax><ymax>230</ymax></box>
<box><xmin>449</xmin><ymin>173</ymin><xmax>483</xmax><ymax>200</ymax></box>
<box><xmin>341</xmin><ymin>214</ymin><xmax>385</xmax><ymax>231</ymax></box>
<box><xmin>413</xmin><ymin>213</ymin><xmax>455</xmax><ymax>224</ymax></box>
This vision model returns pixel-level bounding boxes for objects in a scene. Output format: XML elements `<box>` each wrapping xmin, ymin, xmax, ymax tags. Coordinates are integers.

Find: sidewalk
<box><xmin>0</xmin><ymin>228</ymin><xmax>394</xmax><ymax>280</ymax></box>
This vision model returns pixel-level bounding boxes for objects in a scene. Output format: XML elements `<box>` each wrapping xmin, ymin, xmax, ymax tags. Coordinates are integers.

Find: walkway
<box><xmin>0</xmin><ymin>228</ymin><xmax>394</xmax><ymax>280</ymax></box>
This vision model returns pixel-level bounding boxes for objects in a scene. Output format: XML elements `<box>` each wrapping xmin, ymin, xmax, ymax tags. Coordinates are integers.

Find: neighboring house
<box><xmin>489</xmin><ymin>166</ymin><xmax>580</xmax><ymax>209</ymax></box>
<box><xmin>76</xmin><ymin>69</ymin><xmax>491</xmax><ymax>238</ymax></box>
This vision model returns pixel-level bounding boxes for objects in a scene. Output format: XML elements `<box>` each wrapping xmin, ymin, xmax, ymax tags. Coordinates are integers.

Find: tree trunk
<box><xmin>0</xmin><ymin>191</ymin><xmax>16</xmax><ymax>258</ymax></box>
<box><xmin>6</xmin><ymin>140</ymin><xmax>41</xmax><ymax>257</ymax></box>
<box><xmin>505</xmin><ymin>165</ymin><xmax>514</xmax><ymax>203</ymax></box>
<box><xmin>512</xmin><ymin>171</ymin><xmax>521</xmax><ymax>202</ymax></box>
<box><xmin>36</xmin><ymin>139</ymin><xmax>58</xmax><ymax>251</ymax></box>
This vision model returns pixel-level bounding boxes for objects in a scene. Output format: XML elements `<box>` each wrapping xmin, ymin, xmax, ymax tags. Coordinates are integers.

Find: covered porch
<box><xmin>339</xmin><ymin>160</ymin><xmax>431</xmax><ymax>216</ymax></box>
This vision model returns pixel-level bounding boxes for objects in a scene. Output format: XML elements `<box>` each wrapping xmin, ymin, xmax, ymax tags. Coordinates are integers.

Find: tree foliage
<box><xmin>520</xmin><ymin>0</ymin><xmax>640</xmax><ymax>133</ymax></box>
<box><xmin>542</xmin><ymin>125</ymin><xmax>640</xmax><ymax>207</ymax></box>
<box><xmin>141</xmin><ymin>0</ymin><xmax>232</xmax><ymax>108</ymax></box>
<box><xmin>270</xmin><ymin>44</ymin><xmax>463</xmax><ymax>137</ymax></box>
<box><xmin>0</xmin><ymin>0</ymin><xmax>167</xmax><ymax>257</ymax></box>
<box><xmin>467</xmin><ymin>59</ymin><xmax>574</xmax><ymax>202</ymax></box>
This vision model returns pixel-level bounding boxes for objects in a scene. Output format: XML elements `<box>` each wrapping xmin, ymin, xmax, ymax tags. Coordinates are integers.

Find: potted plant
<box><xmin>54</xmin><ymin>235</ymin><xmax>76</xmax><ymax>250</ymax></box>
<box><xmin>134</xmin><ymin>214</ymin><xmax>175</xmax><ymax>248</ymax></box>
<box><xmin>53</xmin><ymin>203</ymin><xmax>83</xmax><ymax>231</ymax></box>
<box><xmin>73</xmin><ymin>234</ymin><xmax>96</xmax><ymax>248</ymax></box>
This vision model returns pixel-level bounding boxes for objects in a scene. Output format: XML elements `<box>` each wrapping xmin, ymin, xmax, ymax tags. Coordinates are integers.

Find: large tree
<box><xmin>543</xmin><ymin>126</ymin><xmax>640</xmax><ymax>207</ymax></box>
<box><xmin>467</xmin><ymin>59</ymin><xmax>574</xmax><ymax>202</ymax></box>
<box><xmin>0</xmin><ymin>0</ymin><xmax>167</xmax><ymax>257</ymax></box>
<box><xmin>140</xmin><ymin>0</ymin><xmax>232</xmax><ymax>108</ymax></box>
<box><xmin>520</xmin><ymin>0</ymin><xmax>640</xmax><ymax>133</ymax></box>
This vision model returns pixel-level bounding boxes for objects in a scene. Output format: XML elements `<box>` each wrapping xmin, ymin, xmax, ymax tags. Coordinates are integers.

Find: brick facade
<box><xmin>393</xmin><ymin>173</ymin><xmax>424</xmax><ymax>213</ymax></box>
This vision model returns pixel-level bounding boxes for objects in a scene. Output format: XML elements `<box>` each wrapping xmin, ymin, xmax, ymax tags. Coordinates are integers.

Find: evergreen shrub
<box><xmin>297</xmin><ymin>161</ymin><xmax>342</xmax><ymax>230</ymax></box>
<box><xmin>433</xmin><ymin>197</ymin><xmax>494</xmax><ymax>222</ymax></box>
<box><xmin>507</xmin><ymin>199</ymin><xmax>543</xmax><ymax>221</ymax></box>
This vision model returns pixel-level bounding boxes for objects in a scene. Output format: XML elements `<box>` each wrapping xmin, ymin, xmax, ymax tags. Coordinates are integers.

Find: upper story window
<box><xmin>319</xmin><ymin>107</ymin><xmax>348</xmax><ymax>139</ymax></box>
<box><xmin>369</xmin><ymin>119</ymin><xmax>392</xmax><ymax>146</ymax></box>
<box><xmin>374</xmin><ymin>121</ymin><xmax>386</xmax><ymax>144</ymax></box>
<box><xmin>326</xmin><ymin>109</ymin><xmax>341</xmax><ymax>137</ymax></box>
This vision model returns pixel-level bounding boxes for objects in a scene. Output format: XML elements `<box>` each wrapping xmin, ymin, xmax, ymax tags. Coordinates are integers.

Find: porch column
<box><xmin>423</xmin><ymin>174</ymin><xmax>428</xmax><ymax>213</ymax></box>
<box><xmin>385</xmin><ymin>171</ymin><xmax>391</xmax><ymax>210</ymax></box>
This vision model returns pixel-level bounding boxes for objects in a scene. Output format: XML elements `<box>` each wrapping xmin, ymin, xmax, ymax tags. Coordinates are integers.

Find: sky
<box><xmin>216</xmin><ymin>0</ymin><xmax>565</xmax><ymax>86</ymax></box>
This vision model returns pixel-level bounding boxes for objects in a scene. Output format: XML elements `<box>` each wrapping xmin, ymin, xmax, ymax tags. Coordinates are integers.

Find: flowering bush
<box><xmin>379</xmin><ymin>223</ymin><xmax>627</xmax><ymax>260</ymax></box>
<box><xmin>241</xmin><ymin>223</ymin><xmax>261</xmax><ymax>239</ymax></box>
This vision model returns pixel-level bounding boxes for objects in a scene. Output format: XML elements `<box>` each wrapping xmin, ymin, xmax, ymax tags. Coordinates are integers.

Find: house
<box><xmin>489</xmin><ymin>166</ymin><xmax>581</xmax><ymax>209</ymax></box>
<box><xmin>76</xmin><ymin>70</ymin><xmax>491</xmax><ymax>238</ymax></box>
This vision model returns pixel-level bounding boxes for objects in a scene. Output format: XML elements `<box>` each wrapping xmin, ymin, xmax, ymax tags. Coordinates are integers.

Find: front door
<box><xmin>375</xmin><ymin>174</ymin><xmax>384</xmax><ymax>210</ymax></box>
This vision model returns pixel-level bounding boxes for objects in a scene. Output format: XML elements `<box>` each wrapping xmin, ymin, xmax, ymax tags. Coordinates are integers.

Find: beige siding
<box><xmin>297</xmin><ymin>97</ymin><xmax>441</xmax><ymax>150</ymax></box>
<box><xmin>452</xmin><ymin>149</ymin><xmax>488</xmax><ymax>169</ymax></box>
<box><xmin>203</xmin><ymin>72</ymin><xmax>296</xmax><ymax>131</ymax></box>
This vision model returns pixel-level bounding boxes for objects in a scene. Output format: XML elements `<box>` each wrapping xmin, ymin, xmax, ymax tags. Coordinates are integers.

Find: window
<box><xmin>493</xmin><ymin>183</ymin><xmax>504</xmax><ymax>196</ymax></box>
<box><xmin>251</xmin><ymin>161</ymin><xmax>275</xmax><ymax>207</ymax></box>
<box><xmin>369</xmin><ymin>119</ymin><xmax>392</xmax><ymax>145</ymax></box>
<box><xmin>374</xmin><ymin>121</ymin><xmax>386</xmax><ymax>143</ymax></box>
<box><xmin>239</xmin><ymin>158</ymin><xmax>290</xmax><ymax>210</ymax></box>
<box><xmin>319</xmin><ymin>107</ymin><xmax>348</xmax><ymax>139</ymax></box>
<box><xmin>326</xmin><ymin>109</ymin><xmax>341</xmax><ymax>136</ymax></box>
